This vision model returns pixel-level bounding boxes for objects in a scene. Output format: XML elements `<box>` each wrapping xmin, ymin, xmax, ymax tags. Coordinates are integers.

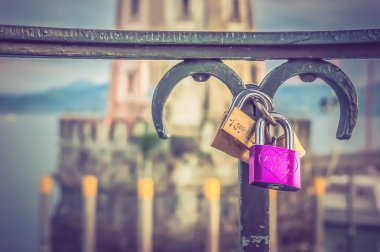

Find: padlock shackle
<box><xmin>233</xmin><ymin>88</ymin><xmax>274</xmax><ymax>112</ymax></box>
<box><xmin>259</xmin><ymin>59</ymin><xmax>358</xmax><ymax>140</ymax></box>
<box><xmin>151</xmin><ymin>60</ymin><xmax>246</xmax><ymax>139</ymax></box>
<box><xmin>256</xmin><ymin>112</ymin><xmax>294</xmax><ymax>149</ymax></box>
<box><xmin>225</xmin><ymin>87</ymin><xmax>274</xmax><ymax>122</ymax></box>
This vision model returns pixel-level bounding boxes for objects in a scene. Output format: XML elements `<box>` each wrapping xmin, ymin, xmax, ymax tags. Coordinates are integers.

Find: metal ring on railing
<box><xmin>151</xmin><ymin>60</ymin><xmax>247</xmax><ymax>139</ymax></box>
<box><xmin>259</xmin><ymin>59</ymin><xmax>358</xmax><ymax>140</ymax></box>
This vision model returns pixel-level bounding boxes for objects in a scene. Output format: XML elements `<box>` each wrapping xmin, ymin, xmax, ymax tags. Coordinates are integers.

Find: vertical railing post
<box><xmin>239</xmin><ymin>162</ymin><xmax>270</xmax><ymax>251</ymax></box>
<box><xmin>40</xmin><ymin>175</ymin><xmax>54</xmax><ymax>252</ymax></box>
<box><xmin>204</xmin><ymin>178</ymin><xmax>221</xmax><ymax>252</ymax></box>
<box><xmin>82</xmin><ymin>175</ymin><xmax>98</xmax><ymax>252</ymax></box>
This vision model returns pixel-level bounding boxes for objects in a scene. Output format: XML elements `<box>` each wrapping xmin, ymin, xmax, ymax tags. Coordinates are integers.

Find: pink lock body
<box><xmin>249</xmin><ymin>144</ymin><xmax>300</xmax><ymax>191</ymax></box>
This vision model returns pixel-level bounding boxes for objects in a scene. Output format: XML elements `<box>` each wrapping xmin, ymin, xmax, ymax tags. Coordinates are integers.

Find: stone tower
<box><xmin>106</xmin><ymin>0</ymin><xmax>263</xmax><ymax>134</ymax></box>
<box><xmin>54</xmin><ymin>1</ymin><xmax>317</xmax><ymax>252</ymax></box>
<box><xmin>54</xmin><ymin>2</ymin><xmax>268</xmax><ymax>252</ymax></box>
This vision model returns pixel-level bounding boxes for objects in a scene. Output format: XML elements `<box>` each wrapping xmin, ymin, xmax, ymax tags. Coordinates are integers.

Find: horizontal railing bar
<box><xmin>2</xmin><ymin>25</ymin><xmax>380</xmax><ymax>45</ymax></box>
<box><xmin>2</xmin><ymin>42</ymin><xmax>380</xmax><ymax>60</ymax></box>
<box><xmin>1</xmin><ymin>25</ymin><xmax>380</xmax><ymax>60</ymax></box>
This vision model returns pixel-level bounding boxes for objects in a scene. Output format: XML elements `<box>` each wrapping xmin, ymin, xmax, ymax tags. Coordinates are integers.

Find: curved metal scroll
<box><xmin>259</xmin><ymin>59</ymin><xmax>358</xmax><ymax>140</ymax></box>
<box><xmin>152</xmin><ymin>60</ymin><xmax>246</xmax><ymax>139</ymax></box>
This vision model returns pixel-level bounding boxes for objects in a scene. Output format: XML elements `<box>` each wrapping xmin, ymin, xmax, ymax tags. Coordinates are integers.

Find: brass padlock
<box><xmin>211</xmin><ymin>89</ymin><xmax>274</xmax><ymax>162</ymax></box>
<box><xmin>220</xmin><ymin>89</ymin><xmax>274</xmax><ymax>147</ymax></box>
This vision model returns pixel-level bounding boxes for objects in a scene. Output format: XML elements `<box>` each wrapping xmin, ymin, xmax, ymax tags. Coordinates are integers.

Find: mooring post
<box><xmin>346</xmin><ymin>166</ymin><xmax>355</xmax><ymax>252</ymax></box>
<box><xmin>239</xmin><ymin>162</ymin><xmax>270</xmax><ymax>252</ymax></box>
<box><xmin>269</xmin><ymin>190</ymin><xmax>278</xmax><ymax>252</ymax></box>
<box><xmin>204</xmin><ymin>178</ymin><xmax>221</xmax><ymax>252</ymax></box>
<box><xmin>138</xmin><ymin>178</ymin><xmax>154</xmax><ymax>252</ymax></box>
<box><xmin>82</xmin><ymin>175</ymin><xmax>98</xmax><ymax>252</ymax></box>
<box><xmin>314</xmin><ymin>176</ymin><xmax>326</xmax><ymax>252</ymax></box>
<box><xmin>40</xmin><ymin>175</ymin><xmax>54</xmax><ymax>252</ymax></box>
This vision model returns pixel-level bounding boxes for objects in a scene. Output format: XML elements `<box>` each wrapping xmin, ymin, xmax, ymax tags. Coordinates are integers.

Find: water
<box><xmin>0</xmin><ymin>114</ymin><xmax>59</xmax><ymax>252</ymax></box>
<box><xmin>311</xmin><ymin>113</ymin><xmax>380</xmax><ymax>155</ymax></box>
<box><xmin>326</xmin><ymin>225</ymin><xmax>380</xmax><ymax>251</ymax></box>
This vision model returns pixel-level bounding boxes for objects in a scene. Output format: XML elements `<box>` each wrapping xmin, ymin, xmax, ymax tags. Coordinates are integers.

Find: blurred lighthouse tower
<box><xmin>105</xmin><ymin>0</ymin><xmax>263</xmax><ymax>132</ymax></box>
<box><xmin>53</xmin><ymin>1</ymin><xmax>270</xmax><ymax>252</ymax></box>
<box><xmin>105</xmin><ymin>0</ymin><xmax>151</xmax><ymax>127</ymax></box>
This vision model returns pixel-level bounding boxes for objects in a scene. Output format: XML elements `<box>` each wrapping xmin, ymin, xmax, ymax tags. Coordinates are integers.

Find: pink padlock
<box><xmin>249</xmin><ymin>112</ymin><xmax>300</xmax><ymax>191</ymax></box>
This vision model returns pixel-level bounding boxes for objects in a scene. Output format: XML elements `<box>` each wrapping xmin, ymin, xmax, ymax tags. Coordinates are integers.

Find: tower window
<box><xmin>131</xmin><ymin>0</ymin><xmax>139</xmax><ymax>17</ymax></box>
<box><xmin>231</xmin><ymin>0</ymin><xmax>241</xmax><ymax>22</ymax></box>
<box><xmin>127</xmin><ymin>71</ymin><xmax>136</xmax><ymax>94</ymax></box>
<box><xmin>182</xmin><ymin>0</ymin><xmax>191</xmax><ymax>18</ymax></box>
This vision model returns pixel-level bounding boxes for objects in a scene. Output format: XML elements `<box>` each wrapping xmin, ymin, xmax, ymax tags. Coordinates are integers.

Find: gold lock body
<box><xmin>211</xmin><ymin>89</ymin><xmax>273</xmax><ymax>154</ymax></box>
<box><xmin>210</xmin><ymin>106</ymin><xmax>256</xmax><ymax>163</ymax></box>
<box><xmin>210</xmin><ymin>126</ymin><xmax>251</xmax><ymax>163</ymax></box>
<box><xmin>220</xmin><ymin>107</ymin><xmax>256</xmax><ymax>147</ymax></box>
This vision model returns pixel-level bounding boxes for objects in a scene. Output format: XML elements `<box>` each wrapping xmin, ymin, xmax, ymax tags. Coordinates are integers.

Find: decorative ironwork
<box><xmin>151</xmin><ymin>60</ymin><xmax>246</xmax><ymax>139</ymax></box>
<box><xmin>259</xmin><ymin>59</ymin><xmax>358</xmax><ymax>140</ymax></box>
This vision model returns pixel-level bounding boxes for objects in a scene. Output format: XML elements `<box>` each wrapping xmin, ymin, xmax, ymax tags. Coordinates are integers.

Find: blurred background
<box><xmin>0</xmin><ymin>0</ymin><xmax>379</xmax><ymax>251</ymax></box>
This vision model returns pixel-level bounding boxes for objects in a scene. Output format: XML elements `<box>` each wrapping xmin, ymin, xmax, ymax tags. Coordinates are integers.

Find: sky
<box><xmin>0</xmin><ymin>0</ymin><xmax>379</xmax><ymax>93</ymax></box>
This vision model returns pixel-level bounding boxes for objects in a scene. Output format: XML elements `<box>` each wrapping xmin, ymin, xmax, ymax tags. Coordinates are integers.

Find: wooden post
<box><xmin>314</xmin><ymin>176</ymin><xmax>326</xmax><ymax>252</ymax></box>
<box><xmin>346</xmin><ymin>167</ymin><xmax>355</xmax><ymax>252</ymax></box>
<box><xmin>40</xmin><ymin>175</ymin><xmax>54</xmax><ymax>252</ymax></box>
<box><xmin>239</xmin><ymin>162</ymin><xmax>269</xmax><ymax>251</ymax></box>
<box><xmin>204</xmin><ymin>178</ymin><xmax>221</xmax><ymax>252</ymax></box>
<box><xmin>269</xmin><ymin>190</ymin><xmax>278</xmax><ymax>252</ymax></box>
<box><xmin>82</xmin><ymin>175</ymin><xmax>98</xmax><ymax>252</ymax></box>
<box><xmin>138</xmin><ymin>178</ymin><xmax>154</xmax><ymax>252</ymax></box>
